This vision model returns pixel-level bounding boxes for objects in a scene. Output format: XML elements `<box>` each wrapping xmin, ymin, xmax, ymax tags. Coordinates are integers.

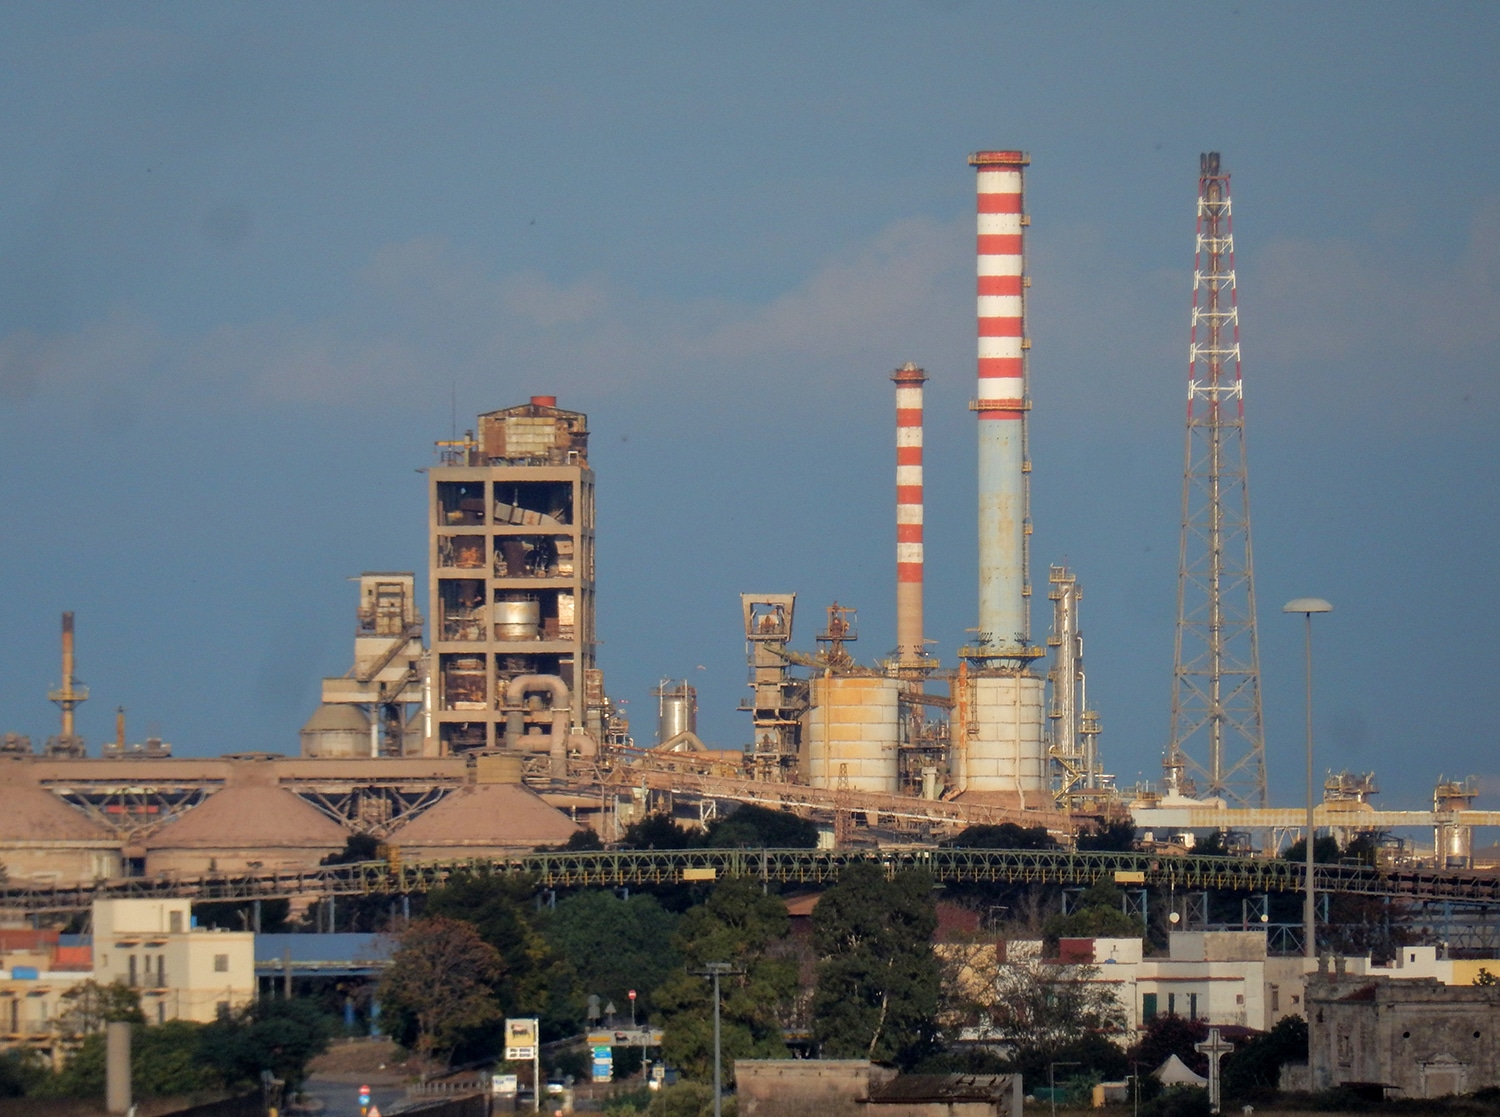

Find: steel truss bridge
<box><xmin>5</xmin><ymin>847</ymin><xmax>1500</xmax><ymax>916</ymax></box>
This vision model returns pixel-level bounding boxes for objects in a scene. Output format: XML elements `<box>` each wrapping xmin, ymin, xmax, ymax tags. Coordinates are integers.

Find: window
<box><xmin>1168</xmin><ymin>993</ymin><xmax>1177</xmax><ymax>1017</ymax></box>
<box><xmin>128</xmin><ymin>954</ymin><xmax>137</xmax><ymax>987</ymax></box>
<box><xmin>1142</xmin><ymin>993</ymin><xmax>1158</xmax><ymax>1021</ymax></box>
<box><xmin>1271</xmin><ymin>985</ymin><xmax>1280</xmax><ymax>1013</ymax></box>
<box><xmin>214</xmin><ymin>954</ymin><xmax>229</xmax><ymax>973</ymax></box>
<box><xmin>157</xmin><ymin>1003</ymin><xmax>166</xmax><ymax>1024</ymax></box>
<box><xmin>1188</xmin><ymin>993</ymin><xmax>1198</xmax><ymax>1021</ymax></box>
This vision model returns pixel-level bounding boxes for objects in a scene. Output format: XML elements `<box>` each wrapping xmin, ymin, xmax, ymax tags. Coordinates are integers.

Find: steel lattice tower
<box><xmin>1165</xmin><ymin>152</ymin><xmax>1268</xmax><ymax>808</ymax></box>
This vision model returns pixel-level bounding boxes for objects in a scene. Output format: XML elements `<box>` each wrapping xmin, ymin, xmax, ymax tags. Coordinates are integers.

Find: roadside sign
<box><xmin>505</xmin><ymin>1017</ymin><xmax>540</xmax><ymax>1061</ymax></box>
<box><xmin>492</xmin><ymin>1074</ymin><xmax>518</xmax><ymax>1096</ymax></box>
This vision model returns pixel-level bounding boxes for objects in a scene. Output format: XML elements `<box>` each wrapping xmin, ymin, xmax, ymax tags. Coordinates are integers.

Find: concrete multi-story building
<box><xmin>428</xmin><ymin>396</ymin><xmax>604</xmax><ymax>761</ymax></box>
<box><xmin>0</xmin><ymin>899</ymin><xmax>254</xmax><ymax>1065</ymax></box>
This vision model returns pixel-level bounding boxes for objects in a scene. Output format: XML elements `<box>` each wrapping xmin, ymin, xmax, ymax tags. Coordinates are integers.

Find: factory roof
<box><xmin>390</xmin><ymin>782</ymin><xmax>579</xmax><ymax>847</ymax></box>
<box><xmin>0</xmin><ymin>784</ymin><xmax>112</xmax><ymax>842</ymax></box>
<box><xmin>144</xmin><ymin>785</ymin><xmax>348</xmax><ymax>849</ymax></box>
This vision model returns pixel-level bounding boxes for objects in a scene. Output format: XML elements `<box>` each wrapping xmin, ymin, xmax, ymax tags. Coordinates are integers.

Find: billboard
<box><xmin>504</xmin><ymin>1017</ymin><xmax>539</xmax><ymax>1060</ymax></box>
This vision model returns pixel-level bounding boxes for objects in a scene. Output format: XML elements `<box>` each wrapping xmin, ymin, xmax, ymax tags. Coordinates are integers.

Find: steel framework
<box><xmin>1166</xmin><ymin>151</ymin><xmax>1268</xmax><ymax>807</ymax></box>
<box><xmin>8</xmin><ymin>848</ymin><xmax>1500</xmax><ymax>915</ymax></box>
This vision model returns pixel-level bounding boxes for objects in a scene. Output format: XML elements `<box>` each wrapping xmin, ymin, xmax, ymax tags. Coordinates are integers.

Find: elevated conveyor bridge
<box><xmin>5</xmin><ymin>847</ymin><xmax>1500</xmax><ymax>915</ymax></box>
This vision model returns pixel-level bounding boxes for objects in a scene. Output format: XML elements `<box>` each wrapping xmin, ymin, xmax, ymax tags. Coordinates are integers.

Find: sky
<box><xmin>0</xmin><ymin>3</ymin><xmax>1497</xmax><ymax>817</ymax></box>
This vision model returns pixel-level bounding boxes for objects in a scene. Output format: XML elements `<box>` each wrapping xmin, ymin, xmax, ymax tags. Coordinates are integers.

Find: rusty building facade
<box><xmin>428</xmin><ymin>396</ymin><xmax>605</xmax><ymax>760</ymax></box>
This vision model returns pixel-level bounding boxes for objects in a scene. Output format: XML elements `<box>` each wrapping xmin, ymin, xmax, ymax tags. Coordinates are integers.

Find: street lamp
<box><xmin>695</xmin><ymin>963</ymin><xmax>739</xmax><ymax>1117</ymax></box>
<box><xmin>1284</xmin><ymin>597</ymin><xmax>1332</xmax><ymax>962</ymax></box>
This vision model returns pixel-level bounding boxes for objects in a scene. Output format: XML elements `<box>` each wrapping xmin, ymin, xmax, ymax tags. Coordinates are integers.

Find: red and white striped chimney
<box><xmin>893</xmin><ymin>362</ymin><xmax>928</xmax><ymax>665</ymax></box>
<box><xmin>969</xmin><ymin>149</ymin><xmax>1031</xmax><ymax>657</ymax></box>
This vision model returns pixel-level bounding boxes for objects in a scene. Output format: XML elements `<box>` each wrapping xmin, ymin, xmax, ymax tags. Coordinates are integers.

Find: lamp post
<box><xmin>1284</xmin><ymin>597</ymin><xmax>1332</xmax><ymax>961</ymax></box>
<box><xmin>696</xmin><ymin>963</ymin><xmax>738</xmax><ymax>1117</ymax></box>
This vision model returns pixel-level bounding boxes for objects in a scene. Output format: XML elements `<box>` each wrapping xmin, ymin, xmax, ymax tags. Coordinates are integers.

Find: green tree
<box><xmin>811</xmin><ymin>864</ymin><xmax>940</xmax><ymax>1067</ymax></box>
<box><xmin>704</xmin><ymin>805</ymin><xmax>818</xmax><ymax>849</ymax></box>
<box><xmin>1076</xmin><ymin>819</ymin><xmax>1137</xmax><ymax>852</ymax></box>
<box><xmin>378</xmin><ymin>916</ymin><xmax>504</xmax><ymax>1064</ymax></box>
<box><xmin>541</xmin><ymin>890</ymin><xmax>680</xmax><ymax>1016</ymax></box>
<box><xmin>198</xmin><ymin>998</ymin><xmax>334</xmax><ymax>1093</ymax></box>
<box><xmin>0</xmin><ymin>1049</ymin><xmax>47</xmax><ymax>1098</ymax></box>
<box><xmin>45</xmin><ymin>1021</ymin><xmax>219</xmax><ymax>1098</ymax></box>
<box><xmin>621</xmin><ymin>813</ymin><xmax>701</xmax><ymax>850</ymax></box>
<box><xmin>1221</xmin><ymin>1014</ymin><xmax>1308</xmax><ymax>1098</ymax></box>
<box><xmin>321</xmin><ymin>833</ymin><xmax>382</xmax><ymax>865</ymax></box>
<box><xmin>943</xmin><ymin>823</ymin><xmax>1057</xmax><ymax>850</ymax></box>
<box><xmin>652</xmin><ymin>878</ymin><xmax>797</xmax><ymax>1082</ymax></box>
<box><xmin>1129</xmin><ymin>1013</ymin><xmax>1209</xmax><ymax>1078</ymax></box>
<box><xmin>1280</xmin><ymin>835</ymin><xmax>1341</xmax><ymax>865</ymax></box>
<box><xmin>1043</xmin><ymin>881</ymin><xmax>1145</xmax><ymax>943</ymax></box>
<box><xmin>423</xmin><ymin>871</ymin><xmax>573</xmax><ymax>1036</ymax></box>
<box><xmin>56</xmin><ymin>979</ymin><xmax>145</xmax><ymax>1038</ymax></box>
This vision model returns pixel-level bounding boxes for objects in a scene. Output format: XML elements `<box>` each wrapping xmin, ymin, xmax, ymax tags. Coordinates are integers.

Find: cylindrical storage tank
<box><xmin>656</xmin><ymin>680</ymin><xmax>698</xmax><ymax>745</ymax></box>
<box><xmin>802</xmin><ymin>676</ymin><xmax>900</xmax><ymax>795</ymax></box>
<box><xmin>475</xmin><ymin>752</ymin><xmax>525</xmax><ymax>784</ymax></box>
<box><xmin>964</xmin><ymin>675</ymin><xmax>1047</xmax><ymax>794</ymax></box>
<box><xmin>299</xmin><ymin>703</ymin><xmax>371</xmax><ymax>758</ymax></box>
<box><xmin>494</xmin><ymin>597</ymin><xmax>540</xmax><ymax>640</ymax></box>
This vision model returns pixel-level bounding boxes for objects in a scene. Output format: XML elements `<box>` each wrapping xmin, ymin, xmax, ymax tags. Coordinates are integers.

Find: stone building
<box><xmin>1307</xmin><ymin>963</ymin><xmax>1500</xmax><ymax>1098</ymax></box>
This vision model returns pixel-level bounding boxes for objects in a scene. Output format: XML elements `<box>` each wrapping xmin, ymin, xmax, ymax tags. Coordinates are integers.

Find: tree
<box><xmin>704</xmin><ymin>805</ymin><xmax>818</xmax><ymax>849</ymax></box>
<box><xmin>379</xmin><ymin>916</ymin><xmax>504</xmax><ymax>1064</ymax></box>
<box><xmin>0</xmin><ymin>1049</ymin><xmax>47</xmax><ymax>1098</ymax></box>
<box><xmin>321</xmin><ymin>833</ymin><xmax>382</xmax><ymax>865</ymax></box>
<box><xmin>423</xmin><ymin>871</ymin><xmax>573</xmax><ymax>1037</ymax></box>
<box><xmin>1076</xmin><ymin>819</ymin><xmax>1137</xmax><ymax>852</ymax></box>
<box><xmin>941</xmin><ymin>943</ymin><xmax>1125</xmax><ymax>1068</ymax></box>
<box><xmin>1280</xmin><ymin>835</ymin><xmax>1341</xmax><ymax>865</ymax></box>
<box><xmin>44</xmin><ymin>1021</ymin><xmax>219</xmax><ymax>1098</ymax></box>
<box><xmin>198</xmin><ymin>998</ymin><xmax>335</xmax><ymax>1093</ymax></box>
<box><xmin>943</xmin><ymin>823</ymin><xmax>1057</xmax><ymax>850</ymax></box>
<box><xmin>56</xmin><ymin>980</ymin><xmax>145</xmax><ymax>1038</ymax></box>
<box><xmin>811</xmin><ymin>865</ymin><xmax>940</xmax><ymax>1067</ymax></box>
<box><xmin>1129</xmin><ymin>1014</ymin><xmax>1209</xmax><ymax>1077</ymax></box>
<box><xmin>652</xmin><ymin>878</ymin><xmax>798</xmax><ymax>1082</ymax></box>
<box><xmin>620</xmin><ymin>813</ymin><xmax>701</xmax><ymax>850</ymax></box>
<box><xmin>1222</xmin><ymin>1014</ymin><xmax>1308</xmax><ymax>1098</ymax></box>
<box><xmin>541</xmin><ymin>890</ymin><xmax>680</xmax><ymax>1016</ymax></box>
<box><xmin>1043</xmin><ymin>881</ymin><xmax>1145</xmax><ymax>943</ymax></box>
<box><xmin>537</xmin><ymin>828</ymin><xmax>604</xmax><ymax>852</ymax></box>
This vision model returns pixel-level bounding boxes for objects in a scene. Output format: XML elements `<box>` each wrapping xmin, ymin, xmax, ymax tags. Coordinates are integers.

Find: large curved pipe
<box><xmin>503</xmin><ymin>674</ymin><xmax>571</xmax><ymax>774</ymax></box>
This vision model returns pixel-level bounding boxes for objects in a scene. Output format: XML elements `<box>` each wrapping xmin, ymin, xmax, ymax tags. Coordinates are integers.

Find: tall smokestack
<box><xmin>968</xmin><ymin>150</ymin><xmax>1031</xmax><ymax>656</ymax></box>
<box><xmin>892</xmin><ymin>362</ymin><xmax>928</xmax><ymax>665</ymax></box>
<box><xmin>59</xmin><ymin>612</ymin><xmax>79</xmax><ymax>738</ymax></box>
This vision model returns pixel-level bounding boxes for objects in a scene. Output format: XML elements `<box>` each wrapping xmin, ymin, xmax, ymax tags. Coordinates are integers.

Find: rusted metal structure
<box><xmin>1165</xmin><ymin>152</ymin><xmax>1269</xmax><ymax>807</ymax></box>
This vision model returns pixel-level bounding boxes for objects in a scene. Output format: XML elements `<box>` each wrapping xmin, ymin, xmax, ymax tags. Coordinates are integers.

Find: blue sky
<box><xmin>1</xmin><ymin>3</ymin><xmax>1496</xmax><ymax>815</ymax></box>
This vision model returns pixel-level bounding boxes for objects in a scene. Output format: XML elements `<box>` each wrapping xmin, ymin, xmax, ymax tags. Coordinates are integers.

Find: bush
<box><xmin>1139</xmin><ymin>1085</ymin><xmax>1211</xmax><ymax>1117</ymax></box>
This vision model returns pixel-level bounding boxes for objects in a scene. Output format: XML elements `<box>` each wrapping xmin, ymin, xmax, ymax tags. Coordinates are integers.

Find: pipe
<box><xmin>503</xmin><ymin>674</ymin><xmax>571</xmax><ymax>775</ymax></box>
<box><xmin>892</xmin><ymin>363</ymin><xmax>928</xmax><ymax>665</ymax></box>
<box><xmin>968</xmin><ymin>150</ymin><xmax>1030</xmax><ymax>658</ymax></box>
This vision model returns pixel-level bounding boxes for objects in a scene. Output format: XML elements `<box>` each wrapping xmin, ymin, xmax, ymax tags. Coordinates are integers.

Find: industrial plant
<box><xmin>1</xmin><ymin>150</ymin><xmax>1494</xmax><ymax>891</ymax></box>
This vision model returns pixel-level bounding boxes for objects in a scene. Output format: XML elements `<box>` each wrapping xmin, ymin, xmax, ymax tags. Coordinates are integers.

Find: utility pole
<box><xmin>696</xmin><ymin>962</ymin><xmax>739</xmax><ymax>1117</ymax></box>
<box><xmin>1166</xmin><ymin>151</ymin><xmax>1269</xmax><ymax>808</ymax></box>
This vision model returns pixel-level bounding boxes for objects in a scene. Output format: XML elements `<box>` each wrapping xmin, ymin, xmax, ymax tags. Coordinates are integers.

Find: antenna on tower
<box><xmin>1165</xmin><ymin>152</ymin><xmax>1269</xmax><ymax>808</ymax></box>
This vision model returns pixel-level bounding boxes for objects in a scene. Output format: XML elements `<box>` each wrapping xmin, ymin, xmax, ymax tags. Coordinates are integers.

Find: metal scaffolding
<box><xmin>1166</xmin><ymin>151</ymin><xmax>1269</xmax><ymax>808</ymax></box>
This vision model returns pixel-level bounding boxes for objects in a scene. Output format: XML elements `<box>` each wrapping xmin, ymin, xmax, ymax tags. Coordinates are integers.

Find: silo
<box><xmin>300</xmin><ymin>703</ymin><xmax>370</xmax><ymax>758</ymax></box>
<box><xmin>802</xmin><ymin>676</ymin><xmax>900</xmax><ymax>795</ymax></box>
<box><xmin>964</xmin><ymin>676</ymin><xmax>1047</xmax><ymax>794</ymax></box>
<box><xmin>655</xmin><ymin>680</ymin><xmax>698</xmax><ymax>745</ymax></box>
